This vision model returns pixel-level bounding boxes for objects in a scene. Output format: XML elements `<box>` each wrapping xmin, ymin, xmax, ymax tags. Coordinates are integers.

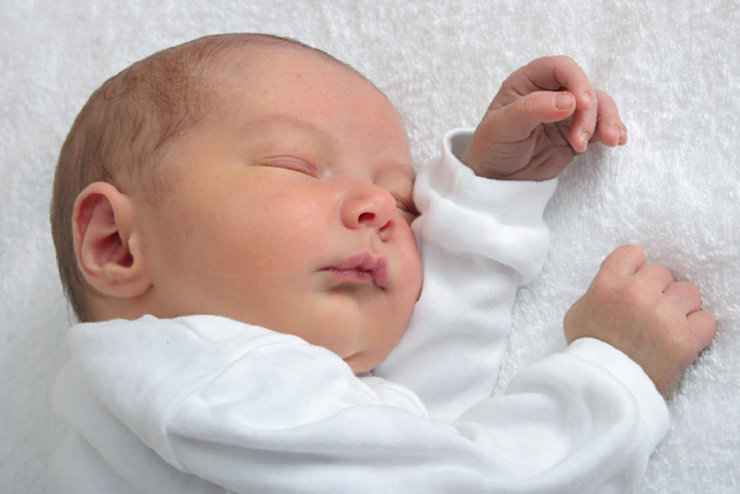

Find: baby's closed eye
<box><xmin>394</xmin><ymin>196</ymin><xmax>418</xmax><ymax>222</ymax></box>
<box><xmin>259</xmin><ymin>157</ymin><xmax>319</xmax><ymax>177</ymax></box>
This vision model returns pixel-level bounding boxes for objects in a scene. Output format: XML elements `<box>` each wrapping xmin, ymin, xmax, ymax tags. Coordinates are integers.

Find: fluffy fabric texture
<box><xmin>1</xmin><ymin>0</ymin><xmax>737</xmax><ymax>492</ymax></box>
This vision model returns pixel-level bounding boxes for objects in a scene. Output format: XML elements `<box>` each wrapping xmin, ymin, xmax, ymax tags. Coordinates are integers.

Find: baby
<box><xmin>50</xmin><ymin>33</ymin><xmax>716</xmax><ymax>493</ymax></box>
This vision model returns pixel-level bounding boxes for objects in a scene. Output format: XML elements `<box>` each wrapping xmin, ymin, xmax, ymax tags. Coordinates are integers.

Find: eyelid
<box><xmin>394</xmin><ymin>196</ymin><xmax>419</xmax><ymax>218</ymax></box>
<box><xmin>260</xmin><ymin>157</ymin><xmax>318</xmax><ymax>177</ymax></box>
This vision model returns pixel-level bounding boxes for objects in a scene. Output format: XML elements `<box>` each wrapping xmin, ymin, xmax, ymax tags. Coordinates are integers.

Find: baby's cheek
<box><xmin>401</xmin><ymin>255</ymin><xmax>423</xmax><ymax>315</ymax></box>
<box><xmin>407</xmin><ymin>236</ymin><xmax>424</xmax><ymax>299</ymax></box>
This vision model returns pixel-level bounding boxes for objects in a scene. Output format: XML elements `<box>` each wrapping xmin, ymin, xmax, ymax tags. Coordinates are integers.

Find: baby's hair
<box><xmin>51</xmin><ymin>33</ymin><xmax>359</xmax><ymax>323</ymax></box>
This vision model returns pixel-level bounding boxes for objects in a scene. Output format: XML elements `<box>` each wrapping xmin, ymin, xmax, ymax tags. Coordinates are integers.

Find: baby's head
<box><xmin>51</xmin><ymin>33</ymin><xmax>423</xmax><ymax>372</ymax></box>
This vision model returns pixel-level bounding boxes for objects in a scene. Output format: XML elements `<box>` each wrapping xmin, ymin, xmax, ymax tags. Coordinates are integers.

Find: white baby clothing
<box><xmin>53</xmin><ymin>130</ymin><xmax>668</xmax><ymax>493</ymax></box>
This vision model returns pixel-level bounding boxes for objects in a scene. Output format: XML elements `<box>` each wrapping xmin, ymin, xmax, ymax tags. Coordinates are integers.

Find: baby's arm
<box><xmin>376</xmin><ymin>57</ymin><xmax>627</xmax><ymax>421</ymax></box>
<box><xmin>462</xmin><ymin>56</ymin><xmax>717</xmax><ymax>395</ymax></box>
<box><xmin>56</xmin><ymin>315</ymin><xmax>670</xmax><ymax>493</ymax></box>
<box><xmin>564</xmin><ymin>245</ymin><xmax>717</xmax><ymax>398</ymax></box>
<box><xmin>374</xmin><ymin>143</ymin><xmax>556</xmax><ymax>422</ymax></box>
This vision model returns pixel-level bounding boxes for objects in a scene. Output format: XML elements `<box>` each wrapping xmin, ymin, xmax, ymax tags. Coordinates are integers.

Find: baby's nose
<box><xmin>342</xmin><ymin>184</ymin><xmax>397</xmax><ymax>241</ymax></box>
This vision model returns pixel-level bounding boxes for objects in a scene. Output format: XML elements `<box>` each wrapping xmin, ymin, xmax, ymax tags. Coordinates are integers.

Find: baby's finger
<box><xmin>686</xmin><ymin>309</ymin><xmax>718</xmax><ymax>352</ymax></box>
<box><xmin>519</xmin><ymin>57</ymin><xmax>600</xmax><ymax>153</ymax></box>
<box><xmin>592</xmin><ymin>89</ymin><xmax>628</xmax><ymax>147</ymax></box>
<box><xmin>521</xmin><ymin>56</ymin><xmax>594</xmax><ymax>111</ymax></box>
<box><xmin>637</xmin><ymin>263</ymin><xmax>675</xmax><ymax>292</ymax></box>
<box><xmin>568</xmin><ymin>92</ymin><xmax>598</xmax><ymax>153</ymax></box>
<box><xmin>598</xmin><ymin>244</ymin><xmax>647</xmax><ymax>279</ymax></box>
<box><xmin>663</xmin><ymin>281</ymin><xmax>703</xmax><ymax>315</ymax></box>
<box><xmin>482</xmin><ymin>90</ymin><xmax>577</xmax><ymax>141</ymax></box>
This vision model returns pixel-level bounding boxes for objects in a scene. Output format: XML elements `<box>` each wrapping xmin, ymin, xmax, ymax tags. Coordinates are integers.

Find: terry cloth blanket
<box><xmin>1</xmin><ymin>1</ymin><xmax>738</xmax><ymax>492</ymax></box>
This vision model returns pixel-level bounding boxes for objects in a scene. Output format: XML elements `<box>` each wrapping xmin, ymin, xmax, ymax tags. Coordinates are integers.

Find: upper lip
<box><xmin>322</xmin><ymin>250</ymin><xmax>389</xmax><ymax>288</ymax></box>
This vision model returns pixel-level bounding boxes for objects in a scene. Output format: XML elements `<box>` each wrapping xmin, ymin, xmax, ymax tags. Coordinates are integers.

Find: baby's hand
<box><xmin>461</xmin><ymin>56</ymin><xmax>627</xmax><ymax>181</ymax></box>
<box><xmin>563</xmin><ymin>245</ymin><xmax>717</xmax><ymax>399</ymax></box>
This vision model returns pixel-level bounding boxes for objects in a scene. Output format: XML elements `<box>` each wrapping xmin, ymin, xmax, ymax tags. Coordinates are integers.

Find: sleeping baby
<box><xmin>50</xmin><ymin>33</ymin><xmax>716</xmax><ymax>493</ymax></box>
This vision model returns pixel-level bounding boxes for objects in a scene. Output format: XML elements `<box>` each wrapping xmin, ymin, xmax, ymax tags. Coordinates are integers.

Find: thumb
<box><xmin>482</xmin><ymin>91</ymin><xmax>577</xmax><ymax>141</ymax></box>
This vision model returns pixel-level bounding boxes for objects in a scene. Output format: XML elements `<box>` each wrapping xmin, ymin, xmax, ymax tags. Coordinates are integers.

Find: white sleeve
<box><xmin>374</xmin><ymin>129</ymin><xmax>558</xmax><ymax>422</ymax></box>
<box><xmin>55</xmin><ymin>315</ymin><xmax>668</xmax><ymax>494</ymax></box>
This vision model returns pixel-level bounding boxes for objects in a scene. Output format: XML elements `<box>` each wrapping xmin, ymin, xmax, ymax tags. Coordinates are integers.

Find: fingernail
<box><xmin>555</xmin><ymin>93</ymin><xmax>574</xmax><ymax>111</ymax></box>
<box><xmin>611</xmin><ymin>125</ymin><xmax>620</xmax><ymax>143</ymax></box>
<box><xmin>581</xmin><ymin>132</ymin><xmax>591</xmax><ymax>147</ymax></box>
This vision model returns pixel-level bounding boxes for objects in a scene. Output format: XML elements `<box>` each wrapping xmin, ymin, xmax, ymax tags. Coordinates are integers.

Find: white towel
<box><xmin>1</xmin><ymin>1</ymin><xmax>738</xmax><ymax>492</ymax></box>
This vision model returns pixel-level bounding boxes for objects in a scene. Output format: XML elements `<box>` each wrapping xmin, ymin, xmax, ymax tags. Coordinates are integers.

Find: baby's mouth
<box><xmin>322</xmin><ymin>250</ymin><xmax>389</xmax><ymax>288</ymax></box>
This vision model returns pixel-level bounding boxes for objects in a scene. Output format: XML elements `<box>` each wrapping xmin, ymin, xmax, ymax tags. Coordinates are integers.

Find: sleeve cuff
<box><xmin>565</xmin><ymin>337</ymin><xmax>670</xmax><ymax>450</ymax></box>
<box><xmin>427</xmin><ymin>128</ymin><xmax>559</xmax><ymax>214</ymax></box>
<box><xmin>413</xmin><ymin>128</ymin><xmax>558</xmax><ymax>284</ymax></box>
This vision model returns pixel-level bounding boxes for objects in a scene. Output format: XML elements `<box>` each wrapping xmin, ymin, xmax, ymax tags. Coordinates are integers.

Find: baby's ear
<box><xmin>73</xmin><ymin>182</ymin><xmax>151</xmax><ymax>298</ymax></box>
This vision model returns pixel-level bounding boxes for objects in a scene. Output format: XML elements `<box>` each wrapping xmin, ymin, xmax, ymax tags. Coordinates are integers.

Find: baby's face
<box><xmin>137</xmin><ymin>47</ymin><xmax>423</xmax><ymax>372</ymax></box>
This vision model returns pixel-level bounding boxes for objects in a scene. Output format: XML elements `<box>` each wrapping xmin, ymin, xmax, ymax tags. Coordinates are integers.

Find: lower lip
<box><xmin>323</xmin><ymin>268</ymin><xmax>378</xmax><ymax>286</ymax></box>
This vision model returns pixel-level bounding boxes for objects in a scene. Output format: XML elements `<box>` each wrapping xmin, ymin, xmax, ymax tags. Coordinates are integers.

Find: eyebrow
<box><xmin>245</xmin><ymin>112</ymin><xmax>416</xmax><ymax>179</ymax></box>
<box><xmin>245</xmin><ymin>112</ymin><xmax>325</xmax><ymax>137</ymax></box>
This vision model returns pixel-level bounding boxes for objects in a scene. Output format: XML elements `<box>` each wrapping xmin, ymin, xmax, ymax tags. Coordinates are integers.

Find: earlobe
<box><xmin>73</xmin><ymin>182</ymin><xmax>152</xmax><ymax>298</ymax></box>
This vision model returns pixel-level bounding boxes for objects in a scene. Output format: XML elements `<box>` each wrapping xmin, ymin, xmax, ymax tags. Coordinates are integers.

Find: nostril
<box><xmin>358</xmin><ymin>212</ymin><xmax>376</xmax><ymax>225</ymax></box>
<box><xmin>379</xmin><ymin>220</ymin><xmax>394</xmax><ymax>239</ymax></box>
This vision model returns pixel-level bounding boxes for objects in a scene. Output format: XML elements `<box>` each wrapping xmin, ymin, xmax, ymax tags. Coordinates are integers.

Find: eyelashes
<box><xmin>394</xmin><ymin>197</ymin><xmax>419</xmax><ymax>218</ymax></box>
<box><xmin>260</xmin><ymin>157</ymin><xmax>319</xmax><ymax>177</ymax></box>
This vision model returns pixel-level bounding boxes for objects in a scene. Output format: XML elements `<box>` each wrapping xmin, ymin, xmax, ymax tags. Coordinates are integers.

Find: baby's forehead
<box><xmin>210</xmin><ymin>43</ymin><xmax>395</xmax><ymax>109</ymax></box>
<box><xmin>171</xmin><ymin>43</ymin><xmax>413</xmax><ymax>182</ymax></box>
<box><xmin>208</xmin><ymin>43</ymin><xmax>353</xmax><ymax>89</ymax></box>
<box><xmin>204</xmin><ymin>47</ymin><xmax>410</xmax><ymax>147</ymax></box>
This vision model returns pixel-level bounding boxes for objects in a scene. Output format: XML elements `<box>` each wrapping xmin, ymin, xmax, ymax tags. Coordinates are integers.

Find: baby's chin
<box><xmin>343</xmin><ymin>351</ymin><xmax>384</xmax><ymax>374</ymax></box>
<box><xmin>342</xmin><ymin>334</ymin><xmax>404</xmax><ymax>373</ymax></box>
